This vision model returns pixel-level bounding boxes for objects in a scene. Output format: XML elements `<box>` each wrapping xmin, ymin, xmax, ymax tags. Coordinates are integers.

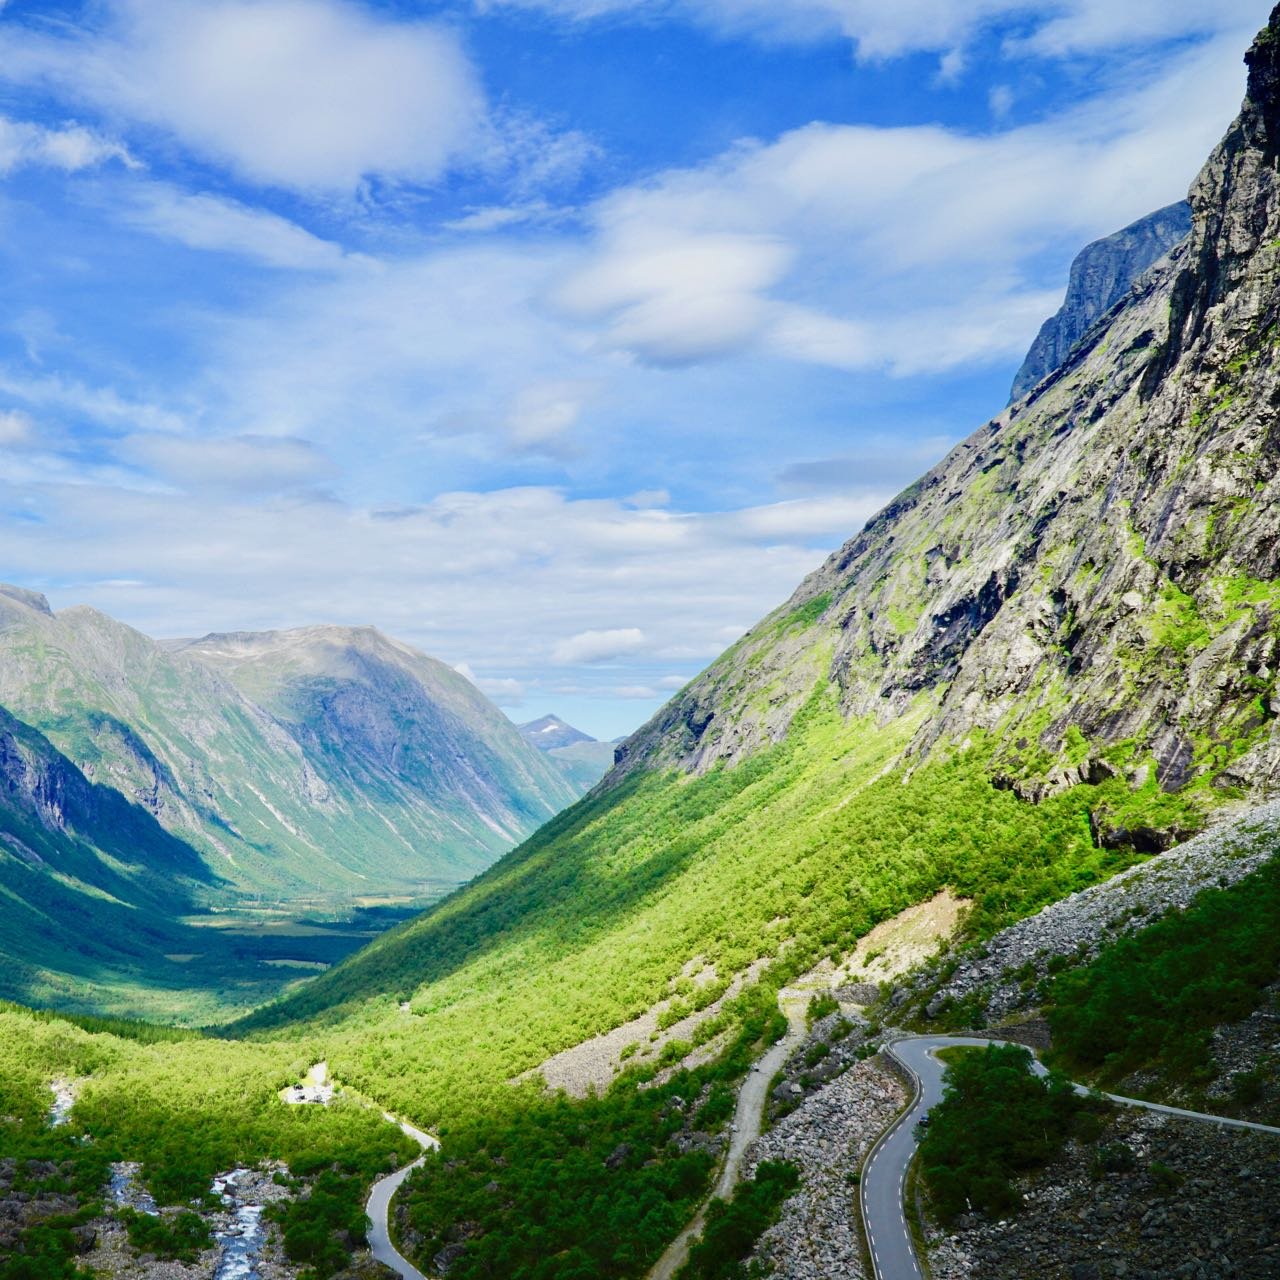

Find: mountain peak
<box><xmin>1246</xmin><ymin>6</ymin><xmax>1280</xmax><ymax>130</ymax></box>
<box><xmin>519</xmin><ymin>715</ymin><xmax>596</xmax><ymax>751</ymax></box>
<box><xmin>0</xmin><ymin>584</ymin><xmax>52</xmax><ymax>617</ymax></box>
<box><xmin>1009</xmin><ymin>202</ymin><xmax>1191</xmax><ymax>404</ymax></box>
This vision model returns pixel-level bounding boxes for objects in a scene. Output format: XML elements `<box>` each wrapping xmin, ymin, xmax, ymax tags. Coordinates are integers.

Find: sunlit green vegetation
<box><xmin>117</xmin><ymin>1207</ymin><xmax>211</xmax><ymax>1262</ymax></box>
<box><xmin>1</xmin><ymin>671</ymin><xmax>1238</xmax><ymax>1280</ymax></box>
<box><xmin>267</xmin><ymin>1169</ymin><xmax>374</xmax><ymax>1278</ymax></box>
<box><xmin>0</xmin><ymin>1007</ymin><xmax>416</xmax><ymax>1276</ymax></box>
<box><xmin>918</xmin><ymin>1043</ymin><xmax>1084</xmax><ymax>1221</ymax></box>
<box><xmin>399</xmin><ymin>989</ymin><xmax>784</xmax><ymax>1280</ymax></box>
<box><xmin>213</xmin><ymin>689</ymin><xmax>1154</xmax><ymax>1277</ymax></box>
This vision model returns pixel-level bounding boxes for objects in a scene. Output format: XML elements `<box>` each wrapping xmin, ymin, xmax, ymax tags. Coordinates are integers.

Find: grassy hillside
<box><xmin>8</xmin><ymin>20</ymin><xmax>1280</xmax><ymax>1280</ymax></box>
<box><xmin>0</xmin><ymin>588</ymin><xmax>588</xmax><ymax>1015</ymax></box>
<box><xmin>191</xmin><ymin>26</ymin><xmax>1280</xmax><ymax>1272</ymax></box>
<box><xmin>207</xmin><ymin>690</ymin><xmax>1150</xmax><ymax>1280</ymax></box>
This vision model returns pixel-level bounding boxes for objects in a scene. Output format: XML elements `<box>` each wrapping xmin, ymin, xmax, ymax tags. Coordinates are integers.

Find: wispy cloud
<box><xmin>0</xmin><ymin>114</ymin><xmax>134</xmax><ymax>175</ymax></box>
<box><xmin>476</xmin><ymin>0</ymin><xmax>1262</xmax><ymax>62</ymax></box>
<box><xmin>118</xmin><ymin>183</ymin><xmax>354</xmax><ymax>269</ymax></box>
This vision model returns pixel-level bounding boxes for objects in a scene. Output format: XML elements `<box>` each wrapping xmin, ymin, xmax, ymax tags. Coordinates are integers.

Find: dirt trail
<box><xmin>646</xmin><ymin>990</ymin><xmax>809</xmax><ymax>1280</ymax></box>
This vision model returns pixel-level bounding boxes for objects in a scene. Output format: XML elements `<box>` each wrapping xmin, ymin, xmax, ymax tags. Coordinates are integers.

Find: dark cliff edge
<box><xmin>1010</xmin><ymin>201</ymin><xmax>1192</xmax><ymax>405</ymax></box>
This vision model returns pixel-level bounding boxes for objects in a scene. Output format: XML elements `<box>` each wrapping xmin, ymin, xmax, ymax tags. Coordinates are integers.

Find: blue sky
<box><xmin>0</xmin><ymin>0</ymin><xmax>1265</xmax><ymax>738</ymax></box>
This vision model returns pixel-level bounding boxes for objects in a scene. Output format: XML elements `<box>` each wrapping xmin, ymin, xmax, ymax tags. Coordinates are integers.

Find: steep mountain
<box><xmin>12</xmin><ymin>16</ymin><xmax>1280</xmax><ymax>1280</ymax></box>
<box><xmin>209</xmin><ymin>27</ymin><xmax>1280</xmax><ymax>1270</ymax></box>
<box><xmin>614</xmin><ymin>42</ymin><xmax>1280</xmax><ymax>837</ymax></box>
<box><xmin>1009</xmin><ymin>200</ymin><xmax>1192</xmax><ymax>403</ymax></box>
<box><xmin>0</xmin><ymin>702</ymin><xmax>211</xmax><ymax>996</ymax></box>
<box><xmin>519</xmin><ymin>713</ymin><xmax>618</xmax><ymax>789</ymax></box>
<box><xmin>0</xmin><ymin>588</ymin><xmax>578</xmax><ymax>903</ymax></box>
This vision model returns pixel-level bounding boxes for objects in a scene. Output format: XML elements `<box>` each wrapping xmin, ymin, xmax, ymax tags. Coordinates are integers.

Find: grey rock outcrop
<box><xmin>928</xmin><ymin>1109</ymin><xmax>1280</xmax><ymax>1279</ymax></box>
<box><xmin>1010</xmin><ymin>202</ymin><xmax>1192</xmax><ymax>403</ymax></box>
<box><xmin>746</xmin><ymin>1052</ymin><xmax>906</xmax><ymax>1280</ymax></box>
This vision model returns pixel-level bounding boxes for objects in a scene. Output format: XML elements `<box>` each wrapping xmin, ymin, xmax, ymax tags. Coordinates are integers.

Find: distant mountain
<box><xmin>518</xmin><ymin>714</ymin><xmax>595</xmax><ymax>751</ymax></box>
<box><xmin>0</xmin><ymin>588</ymin><xmax>580</xmax><ymax>905</ymax></box>
<box><xmin>1009</xmin><ymin>200</ymin><xmax>1192</xmax><ymax>403</ymax></box>
<box><xmin>519</xmin><ymin>714</ymin><xmax>618</xmax><ymax>790</ymax></box>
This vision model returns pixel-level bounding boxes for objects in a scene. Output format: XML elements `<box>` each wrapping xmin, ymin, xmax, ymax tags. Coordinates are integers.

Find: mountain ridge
<box><xmin>1009</xmin><ymin>201</ymin><xmax>1193</xmax><ymax>404</ymax></box>
<box><xmin>0</xmin><ymin>587</ymin><xmax>591</xmax><ymax>1013</ymax></box>
<box><xmin>0</xmin><ymin>588</ymin><xmax>579</xmax><ymax>902</ymax></box>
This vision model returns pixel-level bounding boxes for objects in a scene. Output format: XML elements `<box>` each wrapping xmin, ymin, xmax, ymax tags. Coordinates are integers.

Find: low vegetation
<box><xmin>1048</xmin><ymin>855</ymin><xmax>1280</xmax><ymax>1087</ymax></box>
<box><xmin>0</xmin><ymin>675</ymin><xmax>1254</xmax><ymax>1280</ymax></box>
<box><xmin>117</xmin><ymin>1207</ymin><xmax>212</xmax><ymax>1262</ymax></box>
<box><xmin>918</xmin><ymin>1043</ymin><xmax>1084</xmax><ymax>1221</ymax></box>
<box><xmin>675</xmin><ymin>1160</ymin><xmax>800</xmax><ymax>1280</ymax></box>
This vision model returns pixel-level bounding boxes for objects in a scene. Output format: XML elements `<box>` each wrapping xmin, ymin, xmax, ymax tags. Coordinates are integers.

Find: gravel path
<box><xmin>646</xmin><ymin>993</ymin><xmax>809</xmax><ymax>1280</ymax></box>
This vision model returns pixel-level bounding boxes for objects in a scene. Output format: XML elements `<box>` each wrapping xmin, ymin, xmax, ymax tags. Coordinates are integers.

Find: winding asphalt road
<box><xmin>366</xmin><ymin>1113</ymin><xmax>439</xmax><ymax>1280</ymax></box>
<box><xmin>861</xmin><ymin>1036</ymin><xmax>1280</xmax><ymax>1280</ymax></box>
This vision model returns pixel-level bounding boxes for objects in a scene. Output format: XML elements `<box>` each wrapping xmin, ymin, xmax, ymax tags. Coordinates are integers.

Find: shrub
<box><xmin>676</xmin><ymin>1160</ymin><xmax>800</xmax><ymax>1280</ymax></box>
<box><xmin>918</xmin><ymin>1043</ymin><xmax>1082</xmax><ymax>1222</ymax></box>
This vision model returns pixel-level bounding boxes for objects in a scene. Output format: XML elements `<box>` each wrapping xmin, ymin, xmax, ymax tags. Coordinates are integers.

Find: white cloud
<box><xmin>443</xmin><ymin>202</ymin><xmax>560</xmax><ymax>233</ymax></box>
<box><xmin>0</xmin><ymin>114</ymin><xmax>133</xmax><ymax>175</ymax></box>
<box><xmin>0</xmin><ymin>481</ymin><xmax>872</xmax><ymax>712</ymax></box>
<box><xmin>477</xmin><ymin>0</ymin><xmax>1263</xmax><ymax>62</ymax></box>
<box><xmin>777</xmin><ymin>435</ymin><xmax>955</xmax><ymax>489</ymax></box>
<box><xmin>64</xmin><ymin>22</ymin><xmax>1242</xmax><ymax>481</ymax></box>
<box><xmin>0</xmin><ymin>0</ymin><xmax>486</xmax><ymax>193</ymax></box>
<box><xmin>455</xmin><ymin>663</ymin><xmax>526</xmax><ymax>705</ymax></box>
<box><xmin>989</xmin><ymin>84</ymin><xmax>1015</xmax><ymax>119</ymax></box>
<box><xmin>506</xmin><ymin>380</ymin><xmax>599</xmax><ymax>452</ymax></box>
<box><xmin>552</xmin><ymin>627</ymin><xmax>647</xmax><ymax>664</ymax></box>
<box><xmin>558</xmin><ymin>231</ymin><xmax>791</xmax><ymax>365</ymax></box>
<box><xmin>120</xmin><ymin>184</ymin><xmax>352</xmax><ymax>269</ymax></box>
<box><xmin>1014</xmin><ymin>0</ymin><xmax>1263</xmax><ymax>57</ymax></box>
<box><xmin>0</xmin><ymin>369</ymin><xmax>186</xmax><ymax>434</ymax></box>
<box><xmin>723</xmin><ymin>493</ymin><xmax>887</xmax><ymax>540</ymax></box>
<box><xmin>547</xmin><ymin>31</ymin><xmax>1246</xmax><ymax>374</ymax></box>
<box><xmin>117</xmin><ymin>433</ymin><xmax>334</xmax><ymax>493</ymax></box>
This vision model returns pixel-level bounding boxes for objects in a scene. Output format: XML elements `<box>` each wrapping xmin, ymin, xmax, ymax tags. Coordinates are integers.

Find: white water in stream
<box><xmin>212</xmin><ymin>1169</ymin><xmax>268</xmax><ymax>1280</ymax></box>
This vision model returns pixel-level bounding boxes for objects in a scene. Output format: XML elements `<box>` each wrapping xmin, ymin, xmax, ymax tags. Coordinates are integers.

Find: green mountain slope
<box><xmin>215</xmin><ymin>35</ymin><xmax>1280</xmax><ymax>1271</ymax></box>
<box><xmin>13</xmin><ymin>16</ymin><xmax>1280</xmax><ymax>1280</ymax></box>
<box><xmin>0</xmin><ymin>705</ymin><xmax>267</xmax><ymax>1018</ymax></box>
<box><xmin>0</xmin><ymin>588</ymin><xmax>578</xmax><ymax>903</ymax></box>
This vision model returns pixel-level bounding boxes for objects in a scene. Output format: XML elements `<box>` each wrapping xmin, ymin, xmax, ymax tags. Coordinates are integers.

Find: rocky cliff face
<box><xmin>1010</xmin><ymin>202</ymin><xmax>1192</xmax><ymax>404</ymax></box>
<box><xmin>615</xmin><ymin>7</ymin><xmax>1280</xmax><ymax>836</ymax></box>
<box><xmin>0</xmin><ymin>591</ymin><xmax>578</xmax><ymax>899</ymax></box>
